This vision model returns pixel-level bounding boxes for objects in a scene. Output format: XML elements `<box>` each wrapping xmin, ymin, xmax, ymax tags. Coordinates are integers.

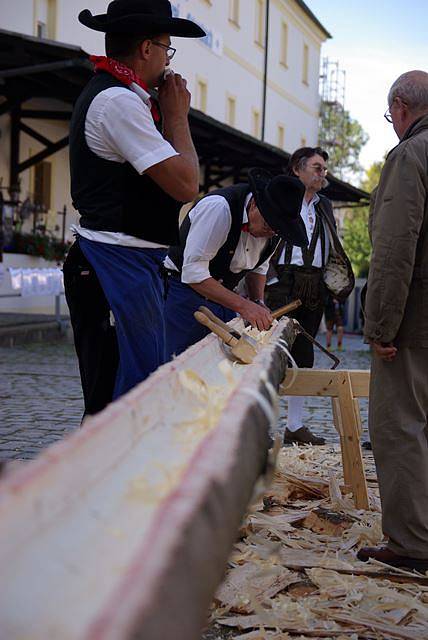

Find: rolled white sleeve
<box><xmin>181</xmin><ymin>196</ymin><xmax>232</xmax><ymax>284</ymax></box>
<box><xmin>85</xmin><ymin>87</ymin><xmax>178</xmax><ymax>173</ymax></box>
<box><xmin>252</xmin><ymin>255</ymin><xmax>272</xmax><ymax>276</ymax></box>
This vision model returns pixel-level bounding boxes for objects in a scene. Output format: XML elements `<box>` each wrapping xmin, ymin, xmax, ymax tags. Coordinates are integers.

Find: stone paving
<box><xmin>0</xmin><ymin>333</ymin><xmax>371</xmax><ymax>463</ymax></box>
<box><xmin>278</xmin><ymin>334</ymin><xmax>371</xmax><ymax>444</ymax></box>
<box><xmin>0</xmin><ymin>341</ymin><xmax>83</xmax><ymax>461</ymax></box>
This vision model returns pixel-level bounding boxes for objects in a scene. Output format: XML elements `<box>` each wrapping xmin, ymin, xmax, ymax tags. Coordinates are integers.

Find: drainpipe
<box><xmin>261</xmin><ymin>0</ymin><xmax>270</xmax><ymax>141</ymax></box>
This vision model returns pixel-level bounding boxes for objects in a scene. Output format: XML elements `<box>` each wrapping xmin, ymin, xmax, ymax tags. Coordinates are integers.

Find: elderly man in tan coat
<box><xmin>358</xmin><ymin>70</ymin><xmax>428</xmax><ymax>571</ymax></box>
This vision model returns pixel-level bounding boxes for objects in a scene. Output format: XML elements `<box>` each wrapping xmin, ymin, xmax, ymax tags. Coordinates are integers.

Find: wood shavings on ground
<box><xmin>207</xmin><ymin>445</ymin><xmax>428</xmax><ymax>640</ymax></box>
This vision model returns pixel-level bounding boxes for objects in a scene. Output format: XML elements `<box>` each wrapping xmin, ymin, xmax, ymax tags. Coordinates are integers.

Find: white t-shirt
<box><xmin>164</xmin><ymin>193</ymin><xmax>274</xmax><ymax>284</ymax></box>
<box><xmin>71</xmin><ymin>82</ymin><xmax>178</xmax><ymax>249</ymax></box>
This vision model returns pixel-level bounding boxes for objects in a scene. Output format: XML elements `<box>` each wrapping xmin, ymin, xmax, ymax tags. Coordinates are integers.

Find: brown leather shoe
<box><xmin>283</xmin><ymin>426</ymin><xmax>326</xmax><ymax>446</ymax></box>
<box><xmin>357</xmin><ymin>545</ymin><xmax>428</xmax><ymax>572</ymax></box>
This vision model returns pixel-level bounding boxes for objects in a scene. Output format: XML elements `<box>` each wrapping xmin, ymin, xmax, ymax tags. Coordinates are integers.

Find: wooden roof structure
<box><xmin>0</xmin><ymin>28</ymin><xmax>369</xmax><ymax>205</ymax></box>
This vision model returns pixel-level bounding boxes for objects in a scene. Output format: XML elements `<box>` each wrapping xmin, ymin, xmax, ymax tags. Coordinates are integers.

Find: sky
<box><xmin>309</xmin><ymin>0</ymin><xmax>428</xmax><ymax>171</ymax></box>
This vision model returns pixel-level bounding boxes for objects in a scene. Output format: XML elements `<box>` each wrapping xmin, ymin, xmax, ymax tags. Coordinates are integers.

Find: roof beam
<box><xmin>18</xmin><ymin>135</ymin><xmax>69</xmax><ymax>173</ymax></box>
<box><xmin>0</xmin><ymin>58</ymin><xmax>90</xmax><ymax>79</ymax></box>
<box><xmin>19</xmin><ymin>109</ymin><xmax>72</xmax><ymax>120</ymax></box>
<box><xmin>19</xmin><ymin>121</ymin><xmax>53</xmax><ymax>147</ymax></box>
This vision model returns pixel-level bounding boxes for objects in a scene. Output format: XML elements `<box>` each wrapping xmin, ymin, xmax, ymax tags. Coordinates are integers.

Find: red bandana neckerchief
<box><xmin>241</xmin><ymin>222</ymin><xmax>250</xmax><ymax>233</ymax></box>
<box><xmin>89</xmin><ymin>55</ymin><xmax>160</xmax><ymax>122</ymax></box>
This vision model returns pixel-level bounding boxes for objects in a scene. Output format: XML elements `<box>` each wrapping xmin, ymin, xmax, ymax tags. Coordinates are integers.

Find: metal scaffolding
<box><xmin>319</xmin><ymin>58</ymin><xmax>347</xmax><ymax>171</ymax></box>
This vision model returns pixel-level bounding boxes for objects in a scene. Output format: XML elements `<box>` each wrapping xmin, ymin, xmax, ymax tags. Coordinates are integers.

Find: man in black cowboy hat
<box><xmin>164</xmin><ymin>169</ymin><xmax>308</xmax><ymax>359</ymax></box>
<box><xmin>64</xmin><ymin>0</ymin><xmax>206</xmax><ymax>412</ymax></box>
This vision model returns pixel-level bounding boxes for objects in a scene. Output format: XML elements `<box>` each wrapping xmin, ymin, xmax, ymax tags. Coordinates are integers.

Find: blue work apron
<box><xmin>165</xmin><ymin>276</ymin><xmax>236</xmax><ymax>360</ymax></box>
<box><xmin>78</xmin><ymin>237</ymin><xmax>167</xmax><ymax>400</ymax></box>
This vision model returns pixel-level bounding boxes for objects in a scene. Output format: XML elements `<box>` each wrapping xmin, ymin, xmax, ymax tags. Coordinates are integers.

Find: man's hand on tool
<box><xmin>238</xmin><ymin>299</ymin><xmax>273</xmax><ymax>331</ymax></box>
<box><xmin>371</xmin><ymin>341</ymin><xmax>397</xmax><ymax>362</ymax></box>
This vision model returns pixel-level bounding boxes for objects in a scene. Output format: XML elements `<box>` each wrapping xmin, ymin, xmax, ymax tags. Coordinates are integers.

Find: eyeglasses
<box><xmin>308</xmin><ymin>163</ymin><xmax>328</xmax><ymax>174</ymax></box>
<box><xmin>151</xmin><ymin>40</ymin><xmax>176</xmax><ymax>60</ymax></box>
<box><xmin>384</xmin><ymin>98</ymin><xmax>407</xmax><ymax>123</ymax></box>
<box><xmin>384</xmin><ymin>108</ymin><xmax>393</xmax><ymax>123</ymax></box>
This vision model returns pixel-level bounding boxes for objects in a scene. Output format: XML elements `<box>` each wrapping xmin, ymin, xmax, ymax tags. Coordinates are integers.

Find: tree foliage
<box><xmin>319</xmin><ymin>104</ymin><xmax>368</xmax><ymax>179</ymax></box>
<box><xmin>342</xmin><ymin>158</ymin><xmax>384</xmax><ymax>278</ymax></box>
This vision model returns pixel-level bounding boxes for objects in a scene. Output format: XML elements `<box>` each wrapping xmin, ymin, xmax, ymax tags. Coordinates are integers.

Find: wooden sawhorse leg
<box><xmin>281</xmin><ymin>368</ymin><xmax>370</xmax><ymax>510</ymax></box>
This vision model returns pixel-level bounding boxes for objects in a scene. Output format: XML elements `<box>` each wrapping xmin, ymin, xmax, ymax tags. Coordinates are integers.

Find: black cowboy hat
<box><xmin>79</xmin><ymin>0</ymin><xmax>206</xmax><ymax>37</ymax></box>
<box><xmin>248</xmin><ymin>168</ymin><xmax>308</xmax><ymax>247</ymax></box>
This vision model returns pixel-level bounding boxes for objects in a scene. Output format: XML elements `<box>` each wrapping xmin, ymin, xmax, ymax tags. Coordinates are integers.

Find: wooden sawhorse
<box><xmin>280</xmin><ymin>369</ymin><xmax>370</xmax><ymax>510</ymax></box>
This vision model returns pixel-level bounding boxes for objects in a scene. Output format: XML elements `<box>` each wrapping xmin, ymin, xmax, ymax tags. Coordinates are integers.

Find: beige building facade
<box><xmin>0</xmin><ymin>0</ymin><xmax>330</xmax><ymax>240</ymax></box>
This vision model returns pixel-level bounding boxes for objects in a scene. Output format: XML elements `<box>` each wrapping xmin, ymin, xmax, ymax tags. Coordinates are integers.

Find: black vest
<box><xmin>168</xmin><ymin>184</ymin><xmax>279</xmax><ymax>290</ymax></box>
<box><xmin>69</xmin><ymin>72</ymin><xmax>182</xmax><ymax>245</ymax></box>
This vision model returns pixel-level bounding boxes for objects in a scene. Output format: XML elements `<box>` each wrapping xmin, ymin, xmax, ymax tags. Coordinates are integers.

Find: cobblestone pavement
<box><xmin>0</xmin><ymin>341</ymin><xmax>83</xmax><ymax>461</ymax></box>
<box><xmin>278</xmin><ymin>334</ymin><xmax>371</xmax><ymax>444</ymax></box>
<box><xmin>0</xmin><ymin>333</ymin><xmax>370</xmax><ymax>463</ymax></box>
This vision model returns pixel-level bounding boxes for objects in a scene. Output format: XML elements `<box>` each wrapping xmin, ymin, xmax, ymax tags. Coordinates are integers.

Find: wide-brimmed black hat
<box><xmin>79</xmin><ymin>0</ymin><xmax>206</xmax><ymax>37</ymax></box>
<box><xmin>248</xmin><ymin>168</ymin><xmax>308</xmax><ymax>247</ymax></box>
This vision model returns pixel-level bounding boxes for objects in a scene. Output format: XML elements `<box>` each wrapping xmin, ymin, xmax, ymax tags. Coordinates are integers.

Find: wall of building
<box><xmin>0</xmin><ymin>0</ymin><xmax>329</xmax><ymax>243</ymax></box>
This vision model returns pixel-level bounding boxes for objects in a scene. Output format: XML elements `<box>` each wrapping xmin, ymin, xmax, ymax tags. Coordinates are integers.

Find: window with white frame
<box><xmin>252</xmin><ymin>109</ymin><xmax>261</xmax><ymax>138</ymax></box>
<box><xmin>229</xmin><ymin>0</ymin><xmax>240</xmax><ymax>26</ymax></box>
<box><xmin>34</xmin><ymin>0</ymin><xmax>56</xmax><ymax>39</ymax></box>
<box><xmin>302</xmin><ymin>43</ymin><xmax>309</xmax><ymax>85</ymax></box>
<box><xmin>277</xmin><ymin>124</ymin><xmax>285</xmax><ymax>150</ymax></box>
<box><xmin>255</xmin><ymin>0</ymin><xmax>265</xmax><ymax>47</ymax></box>
<box><xmin>280</xmin><ymin>22</ymin><xmax>288</xmax><ymax>67</ymax></box>
<box><xmin>196</xmin><ymin>78</ymin><xmax>208</xmax><ymax>113</ymax></box>
<box><xmin>226</xmin><ymin>95</ymin><xmax>237</xmax><ymax>127</ymax></box>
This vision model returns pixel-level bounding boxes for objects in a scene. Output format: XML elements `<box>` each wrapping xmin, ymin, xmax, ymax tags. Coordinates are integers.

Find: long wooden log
<box><xmin>0</xmin><ymin>318</ymin><xmax>296</xmax><ymax>640</ymax></box>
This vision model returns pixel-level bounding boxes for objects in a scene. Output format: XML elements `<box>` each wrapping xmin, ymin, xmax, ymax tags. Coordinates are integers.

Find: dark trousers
<box><xmin>63</xmin><ymin>241</ymin><xmax>119</xmax><ymax>417</ymax></box>
<box><xmin>287</xmin><ymin>305</ymin><xmax>324</xmax><ymax>367</ymax></box>
<box><xmin>265</xmin><ymin>273</ymin><xmax>324</xmax><ymax>367</ymax></box>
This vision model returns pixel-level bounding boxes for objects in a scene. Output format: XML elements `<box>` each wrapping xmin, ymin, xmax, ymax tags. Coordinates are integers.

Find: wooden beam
<box><xmin>18</xmin><ymin>135</ymin><xmax>69</xmax><ymax>173</ymax></box>
<box><xmin>280</xmin><ymin>369</ymin><xmax>370</xmax><ymax>398</ymax></box>
<box><xmin>331</xmin><ymin>397</ymin><xmax>352</xmax><ymax>490</ymax></box>
<box><xmin>0</xmin><ymin>99</ymin><xmax>13</xmax><ymax>117</ymax></box>
<box><xmin>336</xmin><ymin>371</ymin><xmax>369</xmax><ymax>509</ymax></box>
<box><xmin>9</xmin><ymin>105</ymin><xmax>20</xmax><ymax>193</ymax></box>
<box><xmin>0</xmin><ymin>58</ymin><xmax>89</xmax><ymax>79</ymax></box>
<box><xmin>348</xmin><ymin>370</ymin><xmax>370</xmax><ymax>397</ymax></box>
<box><xmin>19</xmin><ymin>122</ymin><xmax>52</xmax><ymax>147</ymax></box>
<box><xmin>19</xmin><ymin>109</ymin><xmax>72</xmax><ymax>121</ymax></box>
<box><xmin>280</xmin><ymin>368</ymin><xmax>339</xmax><ymax>397</ymax></box>
<box><xmin>280</xmin><ymin>368</ymin><xmax>370</xmax><ymax>509</ymax></box>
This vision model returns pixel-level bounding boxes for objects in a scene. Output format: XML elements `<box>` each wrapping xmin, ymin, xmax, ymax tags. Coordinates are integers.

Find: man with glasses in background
<box><xmin>358</xmin><ymin>70</ymin><xmax>428</xmax><ymax>572</ymax></box>
<box><xmin>64</xmin><ymin>0</ymin><xmax>205</xmax><ymax>413</ymax></box>
<box><xmin>265</xmin><ymin>147</ymin><xmax>353</xmax><ymax>445</ymax></box>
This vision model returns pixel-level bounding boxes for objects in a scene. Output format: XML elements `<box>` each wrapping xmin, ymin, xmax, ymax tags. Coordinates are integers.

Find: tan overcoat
<box><xmin>365</xmin><ymin>114</ymin><xmax>428</xmax><ymax>347</ymax></box>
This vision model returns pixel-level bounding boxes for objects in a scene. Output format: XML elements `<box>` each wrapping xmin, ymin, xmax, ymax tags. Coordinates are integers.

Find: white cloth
<box><xmin>164</xmin><ymin>193</ymin><xmax>273</xmax><ymax>284</ymax></box>
<box><xmin>278</xmin><ymin>193</ymin><xmax>329</xmax><ymax>268</ymax></box>
<box><xmin>70</xmin><ymin>225</ymin><xmax>168</xmax><ymax>249</ymax></box>
<box><xmin>287</xmin><ymin>396</ymin><xmax>305</xmax><ymax>431</ymax></box>
<box><xmin>9</xmin><ymin>268</ymin><xmax>64</xmax><ymax>297</ymax></box>
<box><xmin>73</xmin><ymin>82</ymin><xmax>178</xmax><ymax>249</ymax></box>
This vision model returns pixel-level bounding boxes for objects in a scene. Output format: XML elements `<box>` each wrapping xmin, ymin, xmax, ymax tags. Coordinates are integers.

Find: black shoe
<box><xmin>283</xmin><ymin>426</ymin><xmax>326</xmax><ymax>446</ymax></box>
<box><xmin>357</xmin><ymin>545</ymin><xmax>428</xmax><ymax>572</ymax></box>
<box><xmin>362</xmin><ymin>441</ymin><xmax>372</xmax><ymax>450</ymax></box>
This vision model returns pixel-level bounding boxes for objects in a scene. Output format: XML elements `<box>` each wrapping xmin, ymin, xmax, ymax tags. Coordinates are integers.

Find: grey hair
<box><xmin>388</xmin><ymin>70</ymin><xmax>428</xmax><ymax>112</ymax></box>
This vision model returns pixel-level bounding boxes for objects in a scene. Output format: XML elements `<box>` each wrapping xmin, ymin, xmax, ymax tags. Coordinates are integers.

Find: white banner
<box><xmin>171</xmin><ymin>2</ymin><xmax>223</xmax><ymax>57</ymax></box>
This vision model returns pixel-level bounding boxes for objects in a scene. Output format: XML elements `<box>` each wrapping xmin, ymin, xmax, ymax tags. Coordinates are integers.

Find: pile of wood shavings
<box><xmin>208</xmin><ymin>446</ymin><xmax>428</xmax><ymax>640</ymax></box>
